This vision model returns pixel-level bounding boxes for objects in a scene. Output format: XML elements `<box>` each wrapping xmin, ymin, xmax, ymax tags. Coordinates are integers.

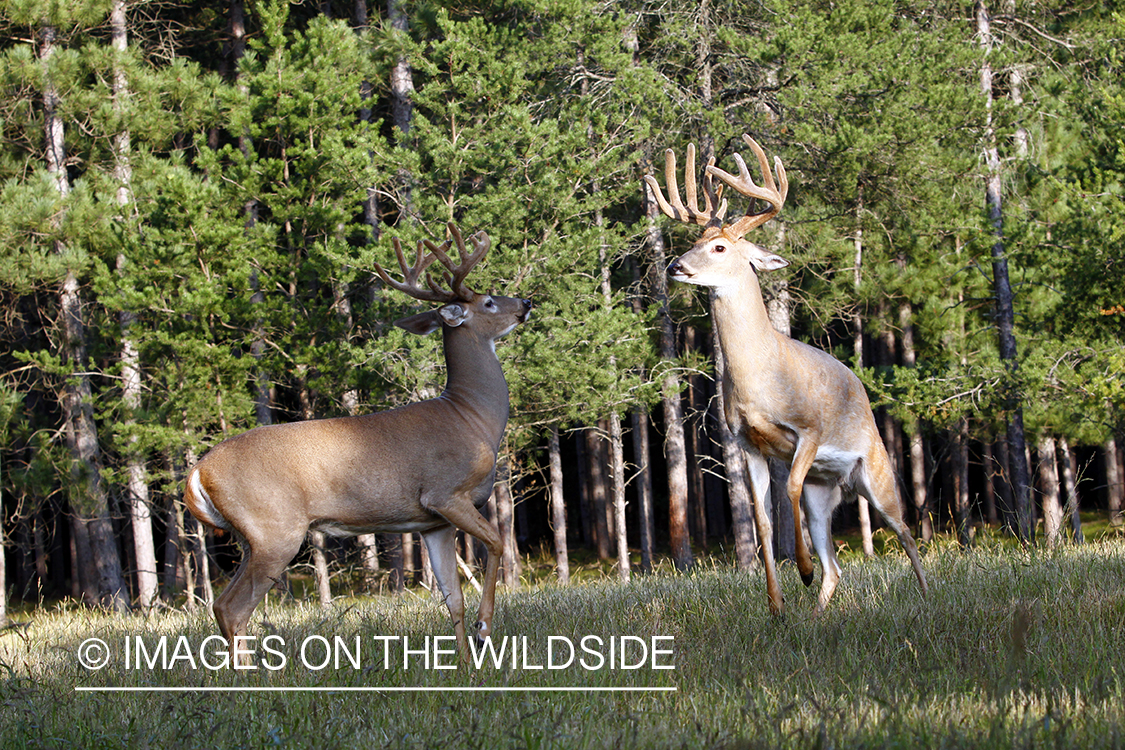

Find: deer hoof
<box><xmin>800</xmin><ymin>569</ymin><xmax>815</xmax><ymax>587</ymax></box>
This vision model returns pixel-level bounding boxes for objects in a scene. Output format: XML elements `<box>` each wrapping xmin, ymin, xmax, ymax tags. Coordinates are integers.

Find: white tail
<box><xmin>646</xmin><ymin>135</ymin><xmax>926</xmax><ymax>614</ymax></box>
<box><xmin>185</xmin><ymin>223</ymin><xmax>531</xmax><ymax>662</ymax></box>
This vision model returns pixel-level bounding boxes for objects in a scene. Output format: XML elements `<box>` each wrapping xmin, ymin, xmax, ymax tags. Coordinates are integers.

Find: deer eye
<box><xmin>714</xmin><ymin>245</ymin><xmax>727</xmax><ymax>254</ymax></box>
<box><xmin>484</xmin><ymin>297</ymin><xmax>496</xmax><ymax>309</ymax></box>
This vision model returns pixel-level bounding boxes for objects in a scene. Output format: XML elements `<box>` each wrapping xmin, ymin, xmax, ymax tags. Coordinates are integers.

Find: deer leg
<box><xmin>420</xmin><ymin>524</ymin><xmax>469</xmax><ymax>662</ymax></box>
<box><xmin>856</xmin><ymin>454</ymin><xmax>929</xmax><ymax>598</ymax></box>
<box><xmin>787</xmin><ymin>440</ymin><xmax>820</xmax><ymax>586</ymax></box>
<box><xmin>434</xmin><ymin>500</ymin><xmax>504</xmax><ymax>643</ymax></box>
<box><xmin>213</xmin><ymin>530</ymin><xmax>305</xmax><ymax>667</ymax></box>
<box><xmin>803</xmin><ymin>482</ymin><xmax>843</xmax><ymax>613</ymax></box>
<box><xmin>744</xmin><ymin>449</ymin><xmax>783</xmax><ymax>616</ymax></box>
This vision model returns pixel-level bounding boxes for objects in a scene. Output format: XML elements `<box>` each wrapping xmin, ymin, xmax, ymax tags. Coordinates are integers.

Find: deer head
<box><xmin>645</xmin><ymin>135</ymin><xmax>790</xmax><ymax>292</ymax></box>
<box><xmin>374</xmin><ymin>222</ymin><xmax>531</xmax><ymax>339</ymax></box>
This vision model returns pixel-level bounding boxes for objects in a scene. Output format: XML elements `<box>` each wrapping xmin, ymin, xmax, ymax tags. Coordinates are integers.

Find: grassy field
<box><xmin>2</xmin><ymin>533</ymin><xmax>1125</xmax><ymax>749</ymax></box>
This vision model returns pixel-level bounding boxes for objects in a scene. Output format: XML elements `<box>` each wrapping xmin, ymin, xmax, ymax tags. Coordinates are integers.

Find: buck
<box><xmin>644</xmin><ymin>135</ymin><xmax>927</xmax><ymax>614</ymax></box>
<box><xmin>185</xmin><ymin>223</ymin><xmax>531</xmax><ymax>663</ymax></box>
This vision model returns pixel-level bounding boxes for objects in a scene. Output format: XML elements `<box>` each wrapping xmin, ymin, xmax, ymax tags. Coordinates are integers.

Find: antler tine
<box><xmin>707</xmin><ymin>134</ymin><xmax>789</xmax><ymax>239</ymax></box>
<box><xmin>425</xmin><ymin>222</ymin><xmax>490</xmax><ymax>300</ymax></box>
<box><xmin>373</xmin><ymin>236</ymin><xmax>456</xmax><ymax>303</ymax></box>
<box><xmin>642</xmin><ymin>144</ymin><xmax>728</xmax><ymax>228</ymax></box>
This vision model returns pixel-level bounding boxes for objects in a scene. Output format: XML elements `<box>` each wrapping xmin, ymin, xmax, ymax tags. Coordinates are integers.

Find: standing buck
<box><xmin>644</xmin><ymin>135</ymin><xmax>927</xmax><ymax>614</ymax></box>
<box><xmin>185</xmin><ymin>223</ymin><xmax>531</xmax><ymax>662</ymax></box>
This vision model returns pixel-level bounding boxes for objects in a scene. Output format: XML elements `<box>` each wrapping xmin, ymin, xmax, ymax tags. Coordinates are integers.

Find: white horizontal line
<box><xmin>75</xmin><ymin>685</ymin><xmax>677</xmax><ymax>693</ymax></box>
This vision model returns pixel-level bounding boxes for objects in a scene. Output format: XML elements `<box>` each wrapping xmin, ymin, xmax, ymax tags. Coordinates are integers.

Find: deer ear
<box><xmin>438</xmin><ymin>303</ymin><xmax>471</xmax><ymax>328</ymax></box>
<box><xmin>394</xmin><ymin>311</ymin><xmax>443</xmax><ymax>336</ymax></box>
<box><xmin>751</xmin><ymin>251</ymin><xmax>789</xmax><ymax>272</ymax></box>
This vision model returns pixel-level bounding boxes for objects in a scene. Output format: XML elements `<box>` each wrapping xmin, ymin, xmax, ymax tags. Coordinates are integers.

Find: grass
<box><xmin>2</xmin><ymin>535</ymin><xmax>1125</xmax><ymax>749</ymax></box>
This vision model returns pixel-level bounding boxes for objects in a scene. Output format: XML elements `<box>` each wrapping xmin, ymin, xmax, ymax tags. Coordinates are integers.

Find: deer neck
<box><xmin>440</xmin><ymin>326</ymin><xmax>510</xmax><ymax>446</ymax></box>
<box><xmin>709</xmin><ymin>267</ymin><xmax>782</xmax><ymax>377</ymax></box>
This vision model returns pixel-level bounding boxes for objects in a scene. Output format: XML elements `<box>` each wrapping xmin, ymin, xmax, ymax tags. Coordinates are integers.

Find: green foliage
<box><xmin>0</xmin><ymin>0</ymin><xmax>1123</xmax><ymax>587</ymax></box>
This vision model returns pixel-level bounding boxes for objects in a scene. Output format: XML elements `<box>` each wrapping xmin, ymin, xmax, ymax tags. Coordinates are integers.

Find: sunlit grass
<box><xmin>2</xmin><ymin>537</ymin><xmax>1125</xmax><ymax>748</ymax></box>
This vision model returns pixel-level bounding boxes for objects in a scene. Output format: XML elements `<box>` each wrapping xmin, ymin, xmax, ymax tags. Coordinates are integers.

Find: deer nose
<box><xmin>668</xmin><ymin>260</ymin><xmax>684</xmax><ymax>277</ymax></box>
<box><xmin>522</xmin><ymin>298</ymin><xmax>533</xmax><ymax>311</ymax></box>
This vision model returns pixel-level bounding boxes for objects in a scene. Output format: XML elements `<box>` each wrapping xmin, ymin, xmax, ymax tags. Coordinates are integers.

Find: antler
<box><xmin>374</xmin><ymin>223</ymin><xmax>490</xmax><ymax>303</ymax></box>
<box><xmin>424</xmin><ymin>223</ymin><xmax>490</xmax><ymax>301</ymax></box>
<box><xmin>373</xmin><ymin>236</ymin><xmax>450</xmax><ymax>303</ymax></box>
<box><xmin>643</xmin><ymin>143</ymin><xmax>728</xmax><ymax>228</ymax></box>
<box><xmin>706</xmin><ymin>134</ymin><xmax>788</xmax><ymax>239</ymax></box>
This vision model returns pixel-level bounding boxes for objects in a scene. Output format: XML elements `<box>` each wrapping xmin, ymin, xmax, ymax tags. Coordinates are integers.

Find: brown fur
<box><xmin>185</xmin><ymin>291</ymin><xmax>531</xmax><ymax>663</ymax></box>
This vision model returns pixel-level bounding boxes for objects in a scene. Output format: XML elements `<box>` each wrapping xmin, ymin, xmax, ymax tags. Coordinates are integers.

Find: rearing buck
<box><xmin>185</xmin><ymin>223</ymin><xmax>531</xmax><ymax>662</ymax></box>
<box><xmin>644</xmin><ymin>135</ymin><xmax>927</xmax><ymax>614</ymax></box>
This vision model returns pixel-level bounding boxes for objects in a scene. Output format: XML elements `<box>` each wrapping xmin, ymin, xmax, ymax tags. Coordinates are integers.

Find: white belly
<box><xmin>808</xmin><ymin>445</ymin><xmax>862</xmax><ymax>482</ymax></box>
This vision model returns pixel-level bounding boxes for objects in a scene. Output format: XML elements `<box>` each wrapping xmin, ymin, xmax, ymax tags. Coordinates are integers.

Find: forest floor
<box><xmin>2</xmin><ymin>525</ymin><xmax>1125</xmax><ymax>748</ymax></box>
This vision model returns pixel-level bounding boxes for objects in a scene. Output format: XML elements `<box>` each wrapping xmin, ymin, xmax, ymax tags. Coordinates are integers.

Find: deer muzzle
<box><xmin>667</xmin><ymin>259</ymin><xmax>692</xmax><ymax>281</ymax></box>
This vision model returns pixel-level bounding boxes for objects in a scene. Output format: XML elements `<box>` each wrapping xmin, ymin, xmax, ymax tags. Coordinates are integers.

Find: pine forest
<box><xmin>0</xmin><ymin>0</ymin><xmax>1123</xmax><ymax>620</ymax></box>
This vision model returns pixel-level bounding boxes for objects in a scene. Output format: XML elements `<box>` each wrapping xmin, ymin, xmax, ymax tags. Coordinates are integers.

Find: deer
<box><xmin>184</xmin><ymin>222</ymin><xmax>532</xmax><ymax>664</ymax></box>
<box><xmin>644</xmin><ymin>135</ymin><xmax>927</xmax><ymax>615</ymax></box>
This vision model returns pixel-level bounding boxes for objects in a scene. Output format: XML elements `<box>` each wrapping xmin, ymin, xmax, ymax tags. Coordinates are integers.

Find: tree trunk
<box><xmin>354</xmin><ymin>2</ymin><xmax>380</xmax><ymax>242</ymax></box>
<box><xmin>710</xmin><ymin>302</ymin><xmax>758</xmax><ymax>570</ymax></box>
<box><xmin>402</xmin><ymin>533</ymin><xmax>415</xmax><ymax>586</ymax></box>
<box><xmin>494</xmin><ymin>469</ymin><xmax>520</xmax><ymax>586</ymax></box>
<box><xmin>1038</xmin><ymin>435</ymin><xmax>1063</xmax><ymax>548</ymax></box>
<box><xmin>222</xmin><ymin>0</ymin><xmax>270</xmax><ymax>431</ymax></box>
<box><xmin>308</xmin><ymin>530</ymin><xmax>332</xmax><ymax>605</ymax></box>
<box><xmin>111</xmin><ymin>0</ymin><xmax>158</xmax><ymax>612</ymax></box>
<box><xmin>624</xmin><ymin>27</ymin><xmax>655</xmax><ymax>577</ymax></box>
<box><xmin>585</xmin><ymin>428</ymin><xmax>611</xmax><ymax>560</ymax></box>
<box><xmin>981</xmin><ymin>442</ymin><xmax>998</xmax><ymax>526</ymax></box>
<box><xmin>978</xmin><ymin>0</ymin><xmax>1034</xmax><ymax>543</ymax></box>
<box><xmin>629</xmin><ymin>254</ymin><xmax>656</xmax><ymax>574</ymax></box>
<box><xmin>574</xmin><ymin>430</ymin><xmax>593</xmax><ymax>548</ymax></box>
<box><xmin>953</xmin><ymin>418</ymin><xmax>972</xmax><ymax>547</ymax></box>
<box><xmin>178</xmin><ymin>506</ymin><xmax>195</xmax><ymax>612</ymax></box>
<box><xmin>1057</xmin><ymin>436</ymin><xmax>1083</xmax><ymax>542</ymax></box>
<box><xmin>609</xmin><ymin>412</ymin><xmax>629</xmax><ymax>582</ymax></box>
<box><xmin>585</xmin><ymin>101</ymin><xmax>629</xmax><ymax>582</ymax></box>
<box><xmin>771</xmin><ymin>459</ymin><xmax>796</xmax><ymax>562</ymax></box>
<box><xmin>632</xmin><ymin>409</ymin><xmax>655</xmax><ymax>573</ymax></box>
<box><xmin>419</xmin><ymin>540</ymin><xmax>435</xmax><ymax>595</ymax></box>
<box><xmin>388</xmin><ymin>0</ymin><xmax>417</xmax><ymax>221</ymax></box>
<box><xmin>42</xmin><ymin>24</ymin><xmax>129</xmax><ymax>612</ymax></box>
<box><xmin>642</xmin><ymin>163</ymin><xmax>692</xmax><ymax>572</ymax></box>
<box><xmin>163</xmin><ymin>460</ymin><xmax>185</xmax><ymax>601</ymax></box>
<box><xmin>548</xmin><ymin>426</ymin><xmax>569</xmax><ymax>583</ymax></box>
<box><xmin>31</xmin><ymin>513</ymin><xmax>49</xmax><ymax>603</ymax></box>
<box><xmin>1106</xmin><ymin>437</ymin><xmax>1123</xmax><ymax>525</ymax></box>
<box><xmin>684</xmin><ymin>327</ymin><xmax>708</xmax><ymax>549</ymax></box>
<box><xmin>899</xmin><ymin>303</ymin><xmax>933</xmax><ymax>539</ymax></box>
<box><xmin>702</xmin><ymin>368</ymin><xmax>728</xmax><ymax>540</ymax></box>
<box><xmin>356</xmin><ymin>534</ymin><xmax>379</xmax><ymax>588</ymax></box>
<box><xmin>852</xmin><ymin>204</ymin><xmax>875</xmax><ymax>557</ymax></box>
<box><xmin>182</xmin><ymin>510</ymin><xmax>214</xmax><ymax>608</ymax></box>
<box><xmin>996</xmin><ymin>438</ymin><xmax>1015</xmax><ymax>532</ymax></box>
<box><xmin>384</xmin><ymin>533</ymin><xmax>404</xmax><ymax>592</ymax></box>
<box><xmin>878</xmin><ymin>306</ymin><xmax>903</xmax><ymax>521</ymax></box>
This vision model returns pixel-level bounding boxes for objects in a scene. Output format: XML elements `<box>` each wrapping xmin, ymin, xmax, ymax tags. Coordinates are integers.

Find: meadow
<box><xmin>2</xmin><ymin>534</ymin><xmax>1124</xmax><ymax>749</ymax></box>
